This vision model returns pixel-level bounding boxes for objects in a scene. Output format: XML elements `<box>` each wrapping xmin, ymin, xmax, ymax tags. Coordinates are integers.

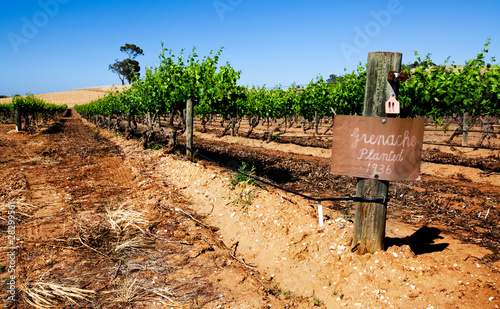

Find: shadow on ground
<box><xmin>386</xmin><ymin>226</ymin><xmax>449</xmax><ymax>255</ymax></box>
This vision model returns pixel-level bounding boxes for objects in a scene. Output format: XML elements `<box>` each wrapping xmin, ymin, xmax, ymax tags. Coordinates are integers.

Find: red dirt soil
<box><xmin>0</xmin><ymin>106</ymin><xmax>499</xmax><ymax>308</ymax></box>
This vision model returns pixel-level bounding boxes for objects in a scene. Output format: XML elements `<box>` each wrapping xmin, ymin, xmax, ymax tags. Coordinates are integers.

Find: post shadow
<box><xmin>385</xmin><ymin>225</ymin><xmax>449</xmax><ymax>255</ymax></box>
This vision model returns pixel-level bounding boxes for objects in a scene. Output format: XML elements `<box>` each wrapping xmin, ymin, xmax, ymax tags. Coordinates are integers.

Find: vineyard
<box><xmin>74</xmin><ymin>40</ymin><xmax>500</xmax><ymax>149</ymax></box>
<box><xmin>0</xmin><ymin>95</ymin><xmax>67</xmax><ymax>131</ymax></box>
<box><xmin>1</xmin><ymin>42</ymin><xmax>500</xmax><ymax>308</ymax></box>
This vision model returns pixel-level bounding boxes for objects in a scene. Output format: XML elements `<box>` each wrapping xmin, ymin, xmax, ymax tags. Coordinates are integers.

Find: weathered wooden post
<box><xmin>186</xmin><ymin>98</ymin><xmax>193</xmax><ymax>160</ymax></box>
<box><xmin>125</xmin><ymin>112</ymin><xmax>131</xmax><ymax>138</ymax></box>
<box><xmin>462</xmin><ymin>112</ymin><xmax>470</xmax><ymax>146</ymax></box>
<box><xmin>15</xmin><ymin>106</ymin><xmax>22</xmax><ymax>132</ymax></box>
<box><xmin>230</xmin><ymin>116</ymin><xmax>235</xmax><ymax>136</ymax></box>
<box><xmin>330</xmin><ymin>52</ymin><xmax>424</xmax><ymax>255</ymax></box>
<box><xmin>351</xmin><ymin>52</ymin><xmax>402</xmax><ymax>254</ymax></box>
<box><xmin>315</xmin><ymin>110</ymin><xmax>319</xmax><ymax>135</ymax></box>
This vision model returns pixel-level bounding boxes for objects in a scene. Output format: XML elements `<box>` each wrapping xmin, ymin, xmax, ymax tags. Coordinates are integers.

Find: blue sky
<box><xmin>1</xmin><ymin>0</ymin><xmax>499</xmax><ymax>96</ymax></box>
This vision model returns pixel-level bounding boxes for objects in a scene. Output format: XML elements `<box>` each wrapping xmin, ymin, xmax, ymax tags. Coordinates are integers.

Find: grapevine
<box><xmin>75</xmin><ymin>40</ymin><xmax>499</xmax><ymax>145</ymax></box>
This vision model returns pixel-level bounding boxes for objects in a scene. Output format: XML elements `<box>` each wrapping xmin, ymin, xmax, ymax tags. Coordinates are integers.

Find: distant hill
<box><xmin>0</xmin><ymin>85</ymin><xmax>130</xmax><ymax>108</ymax></box>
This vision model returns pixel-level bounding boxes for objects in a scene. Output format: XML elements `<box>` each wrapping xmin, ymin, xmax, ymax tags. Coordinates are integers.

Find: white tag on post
<box><xmin>385</xmin><ymin>93</ymin><xmax>400</xmax><ymax>114</ymax></box>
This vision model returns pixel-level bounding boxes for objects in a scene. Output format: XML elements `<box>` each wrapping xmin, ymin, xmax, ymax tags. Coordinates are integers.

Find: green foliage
<box><xmin>147</xmin><ymin>142</ymin><xmax>163</xmax><ymax>150</ymax></box>
<box><xmin>343</xmin><ymin>203</ymin><xmax>353</xmax><ymax>219</ymax></box>
<box><xmin>330</xmin><ymin>64</ymin><xmax>366</xmax><ymax>115</ymax></box>
<box><xmin>8</xmin><ymin>95</ymin><xmax>66</xmax><ymax>126</ymax></box>
<box><xmin>227</xmin><ymin>161</ymin><xmax>260</xmax><ymax>212</ymax></box>
<box><xmin>333</xmin><ymin>290</ymin><xmax>344</xmax><ymax>299</ymax></box>
<box><xmin>271</xmin><ymin>284</ymin><xmax>294</xmax><ymax>299</ymax></box>
<box><xmin>12</xmin><ymin>94</ymin><xmax>66</xmax><ymax>115</ymax></box>
<box><xmin>2</xmin><ymin>95</ymin><xmax>65</xmax><ymax>130</ymax></box>
<box><xmin>79</xmin><ymin>40</ymin><xmax>498</xmax><ymax>131</ymax></box>
<box><xmin>0</xmin><ymin>102</ymin><xmax>14</xmax><ymax>117</ymax></box>
<box><xmin>83</xmin><ymin>43</ymin><xmax>242</xmax><ymax>134</ymax></box>
<box><xmin>230</xmin><ymin>187</ymin><xmax>257</xmax><ymax>211</ymax></box>
<box><xmin>294</xmin><ymin>65</ymin><xmax>366</xmax><ymax>118</ymax></box>
<box><xmin>400</xmin><ymin>38</ymin><xmax>499</xmax><ymax>119</ymax></box>
<box><xmin>75</xmin><ymin>90</ymin><xmax>124</xmax><ymax>117</ymax></box>
<box><xmin>312</xmin><ymin>296</ymin><xmax>324</xmax><ymax>307</ymax></box>
<box><xmin>77</xmin><ymin>42</ymin><xmax>365</xmax><ymax>126</ymax></box>
<box><xmin>230</xmin><ymin>161</ymin><xmax>257</xmax><ymax>188</ymax></box>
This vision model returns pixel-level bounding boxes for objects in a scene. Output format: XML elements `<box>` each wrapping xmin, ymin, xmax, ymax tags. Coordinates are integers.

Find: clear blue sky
<box><xmin>2</xmin><ymin>0</ymin><xmax>499</xmax><ymax>96</ymax></box>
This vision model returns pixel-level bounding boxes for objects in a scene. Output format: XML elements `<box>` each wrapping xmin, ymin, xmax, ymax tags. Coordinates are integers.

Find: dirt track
<box><xmin>0</xmin><ymin>110</ymin><xmax>307</xmax><ymax>308</ymax></box>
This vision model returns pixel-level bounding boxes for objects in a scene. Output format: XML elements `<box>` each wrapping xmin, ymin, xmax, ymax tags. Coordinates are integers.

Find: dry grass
<box><xmin>18</xmin><ymin>154</ymin><xmax>59</xmax><ymax>165</ymax></box>
<box><xmin>0</xmin><ymin>85</ymin><xmax>131</xmax><ymax>108</ymax></box>
<box><xmin>22</xmin><ymin>281</ymin><xmax>95</xmax><ymax>308</ymax></box>
<box><xmin>106</xmin><ymin>278</ymin><xmax>150</xmax><ymax>305</ymax></box>
<box><xmin>0</xmin><ymin>191</ymin><xmax>25</xmax><ymax>205</ymax></box>
<box><xmin>103</xmin><ymin>278</ymin><xmax>192</xmax><ymax>307</ymax></box>
<box><xmin>72</xmin><ymin>203</ymin><xmax>151</xmax><ymax>257</ymax></box>
<box><xmin>73</xmin><ymin>213</ymin><xmax>111</xmax><ymax>254</ymax></box>
<box><xmin>0</xmin><ymin>201</ymin><xmax>38</xmax><ymax>220</ymax></box>
<box><xmin>124</xmin><ymin>258</ymin><xmax>177</xmax><ymax>273</ymax></box>
<box><xmin>106</xmin><ymin>204</ymin><xmax>149</xmax><ymax>236</ymax></box>
<box><xmin>114</xmin><ymin>236</ymin><xmax>154</xmax><ymax>253</ymax></box>
<box><xmin>148</xmin><ymin>286</ymin><xmax>188</xmax><ymax>307</ymax></box>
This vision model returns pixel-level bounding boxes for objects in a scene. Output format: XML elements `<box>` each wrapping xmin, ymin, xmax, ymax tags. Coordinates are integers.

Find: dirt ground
<box><xmin>0</xmin><ymin>110</ymin><xmax>312</xmax><ymax>308</ymax></box>
<box><xmin>0</xmin><ymin>87</ymin><xmax>499</xmax><ymax>308</ymax></box>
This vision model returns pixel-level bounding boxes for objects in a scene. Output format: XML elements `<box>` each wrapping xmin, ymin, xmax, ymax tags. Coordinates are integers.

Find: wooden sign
<box><xmin>331</xmin><ymin>115</ymin><xmax>424</xmax><ymax>181</ymax></box>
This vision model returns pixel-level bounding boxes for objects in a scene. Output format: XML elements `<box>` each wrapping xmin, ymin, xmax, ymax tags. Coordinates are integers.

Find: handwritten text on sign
<box><xmin>331</xmin><ymin>115</ymin><xmax>424</xmax><ymax>181</ymax></box>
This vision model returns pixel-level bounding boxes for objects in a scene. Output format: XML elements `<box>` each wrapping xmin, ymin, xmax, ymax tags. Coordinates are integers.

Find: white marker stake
<box><xmin>318</xmin><ymin>201</ymin><xmax>324</xmax><ymax>227</ymax></box>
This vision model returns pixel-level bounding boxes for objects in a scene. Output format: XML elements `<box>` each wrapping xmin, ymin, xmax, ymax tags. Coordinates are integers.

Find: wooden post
<box><xmin>125</xmin><ymin>113</ymin><xmax>131</xmax><ymax>138</ymax></box>
<box><xmin>230</xmin><ymin>116</ymin><xmax>235</xmax><ymax>136</ymax></box>
<box><xmin>15</xmin><ymin>107</ymin><xmax>22</xmax><ymax>132</ymax></box>
<box><xmin>462</xmin><ymin>112</ymin><xmax>470</xmax><ymax>146</ymax></box>
<box><xmin>186</xmin><ymin>99</ymin><xmax>193</xmax><ymax>160</ymax></box>
<box><xmin>351</xmin><ymin>52</ymin><xmax>402</xmax><ymax>255</ymax></box>
<box><xmin>314</xmin><ymin>110</ymin><xmax>319</xmax><ymax>135</ymax></box>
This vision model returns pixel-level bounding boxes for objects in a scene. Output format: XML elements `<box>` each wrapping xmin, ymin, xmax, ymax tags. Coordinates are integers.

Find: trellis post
<box><xmin>462</xmin><ymin>112</ymin><xmax>470</xmax><ymax>146</ymax></box>
<box><xmin>351</xmin><ymin>52</ymin><xmax>403</xmax><ymax>254</ymax></box>
<box><xmin>15</xmin><ymin>106</ymin><xmax>22</xmax><ymax>132</ymax></box>
<box><xmin>186</xmin><ymin>98</ymin><xmax>193</xmax><ymax>160</ymax></box>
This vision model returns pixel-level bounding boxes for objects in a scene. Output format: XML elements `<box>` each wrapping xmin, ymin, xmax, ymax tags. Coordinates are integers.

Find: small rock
<box><xmin>338</xmin><ymin>223</ymin><xmax>345</xmax><ymax>229</ymax></box>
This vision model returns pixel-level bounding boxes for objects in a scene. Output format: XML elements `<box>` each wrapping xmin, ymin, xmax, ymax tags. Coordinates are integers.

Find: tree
<box><xmin>326</xmin><ymin>74</ymin><xmax>338</xmax><ymax>83</ymax></box>
<box><xmin>109</xmin><ymin>43</ymin><xmax>144</xmax><ymax>85</ymax></box>
<box><xmin>120</xmin><ymin>43</ymin><xmax>144</xmax><ymax>59</ymax></box>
